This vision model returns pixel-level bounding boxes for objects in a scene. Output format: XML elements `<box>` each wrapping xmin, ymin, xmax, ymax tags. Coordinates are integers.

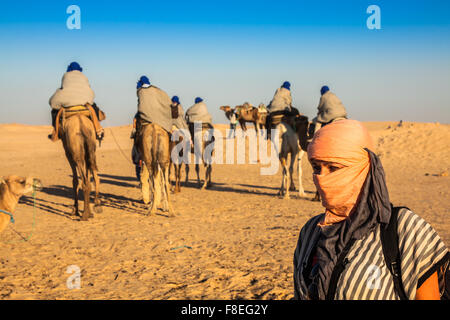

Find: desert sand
<box><xmin>0</xmin><ymin>121</ymin><xmax>448</xmax><ymax>299</ymax></box>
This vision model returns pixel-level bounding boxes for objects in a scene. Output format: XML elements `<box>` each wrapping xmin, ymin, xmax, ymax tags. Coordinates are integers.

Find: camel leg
<box><xmin>141</xmin><ymin>163</ymin><xmax>151</xmax><ymax>206</ymax></box>
<box><xmin>173</xmin><ymin>163</ymin><xmax>182</xmax><ymax>193</ymax></box>
<box><xmin>195</xmin><ymin>163</ymin><xmax>201</xmax><ymax>187</ymax></box>
<box><xmin>170</xmin><ymin>162</ymin><xmax>177</xmax><ymax>193</ymax></box>
<box><xmin>206</xmin><ymin>164</ymin><xmax>212</xmax><ymax>189</ymax></box>
<box><xmin>289</xmin><ymin>153</ymin><xmax>296</xmax><ymax>192</ymax></box>
<box><xmin>279</xmin><ymin>157</ymin><xmax>289</xmax><ymax>198</ymax></box>
<box><xmin>149</xmin><ymin>166</ymin><xmax>161</xmax><ymax>215</ymax></box>
<box><xmin>185</xmin><ymin>163</ymin><xmax>189</xmax><ymax>184</ymax></box>
<box><xmin>239</xmin><ymin>120</ymin><xmax>246</xmax><ymax>137</ymax></box>
<box><xmin>176</xmin><ymin>164</ymin><xmax>181</xmax><ymax>193</ymax></box>
<box><xmin>70</xmin><ymin>162</ymin><xmax>79</xmax><ymax>217</ymax></box>
<box><xmin>201</xmin><ymin>164</ymin><xmax>209</xmax><ymax>190</ymax></box>
<box><xmin>91</xmin><ymin>166</ymin><xmax>102</xmax><ymax>214</ymax></box>
<box><xmin>284</xmin><ymin>163</ymin><xmax>290</xmax><ymax>199</ymax></box>
<box><xmin>297</xmin><ymin>150</ymin><xmax>306</xmax><ymax>198</ymax></box>
<box><xmin>162</xmin><ymin>165</ymin><xmax>175</xmax><ymax>216</ymax></box>
<box><xmin>161</xmin><ymin>165</ymin><xmax>169</xmax><ymax>209</ymax></box>
<box><xmin>80</xmin><ymin>164</ymin><xmax>91</xmax><ymax>221</ymax></box>
<box><xmin>278</xmin><ymin>161</ymin><xmax>284</xmax><ymax>196</ymax></box>
<box><xmin>169</xmin><ymin>161</ymin><xmax>175</xmax><ymax>193</ymax></box>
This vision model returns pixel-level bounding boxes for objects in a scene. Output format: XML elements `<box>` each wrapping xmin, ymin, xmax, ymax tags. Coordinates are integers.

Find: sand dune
<box><xmin>0</xmin><ymin>121</ymin><xmax>448</xmax><ymax>299</ymax></box>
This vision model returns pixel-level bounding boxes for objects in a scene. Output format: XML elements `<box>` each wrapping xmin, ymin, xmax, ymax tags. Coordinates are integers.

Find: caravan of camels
<box><xmin>1</xmin><ymin>64</ymin><xmax>328</xmax><ymax>223</ymax></box>
<box><xmin>51</xmin><ymin>99</ymin><xmax>316</xmax><ymax>221</ymax></box>
<box><xmin>1</xmin><ymin>64</ymin><xmax>331</xmax><ymax>225</ymax></box>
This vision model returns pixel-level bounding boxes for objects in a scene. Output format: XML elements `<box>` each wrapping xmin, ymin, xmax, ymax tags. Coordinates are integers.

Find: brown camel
<box><xmin>185</xmin><ymin>125</ymin><xmax>214</xmax><ymax>189</ymax></box>
<box><xmin>137</xmin><ymin>123</ymin><xmax>174</xmax><ymax>216</ymax></box>
<box><xmin>221</xmin><ymin>104</ymin><xmax>266</xmax><ymax>135</ymax></box>
<box><xmin>61</xmin><ymin>110</ymin><xmax>102</xmax><ymax>221</ymax></box>
<box><xmin>0</xmin><ymin>175</ymin><xmax>42</xmax><ymax>234</ymax></box>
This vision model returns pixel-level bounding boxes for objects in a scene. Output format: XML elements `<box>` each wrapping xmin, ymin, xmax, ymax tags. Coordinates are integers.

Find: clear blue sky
<box><xmin>0</xmin><ymin>0</ymin><xmax>449</xmax><ymax>125</ymax></box>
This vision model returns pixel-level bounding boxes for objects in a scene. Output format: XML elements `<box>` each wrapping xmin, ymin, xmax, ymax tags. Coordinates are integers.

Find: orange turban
<box><xmin>307</xmin><ymin>120</ymin><xmax>375</xmax><ymax>226</ymax></box>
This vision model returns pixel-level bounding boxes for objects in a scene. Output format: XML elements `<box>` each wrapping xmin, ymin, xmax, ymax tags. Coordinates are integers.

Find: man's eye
<box><xmin>329</xmin><ymin>166</ymin><xmax>342</xmax><ymax>173</ymax></box>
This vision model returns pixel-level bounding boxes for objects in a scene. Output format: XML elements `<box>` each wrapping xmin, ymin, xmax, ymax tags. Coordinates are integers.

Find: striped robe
<box><xmin>293</xmin><ymin>208</ymin><xmax>449</xmax><ymax>300</ymax></box>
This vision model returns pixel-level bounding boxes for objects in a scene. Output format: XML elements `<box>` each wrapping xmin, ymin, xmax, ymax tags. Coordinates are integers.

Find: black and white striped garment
<box><xmin>293</xmin><ymin>208</ymin><xmax>449</xmax><ymax>300</ymax></box>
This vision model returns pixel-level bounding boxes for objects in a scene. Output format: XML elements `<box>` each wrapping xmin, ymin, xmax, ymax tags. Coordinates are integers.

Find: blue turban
<box><xmin>67</xmin><ymin>62</ymin><xmax>82</xmax><ymax>72</ymax></box>
<box><xmin>195</xmin><ymin>97</ymin><xmax>203</xmax><ymax>104</ymax></box>
<box><xmin>320</xmin><ymin>85</ymin><xmax>330</xmax><ymax>95</ymax></box>
<box><xmin>137</xmin><ymin>76</ymin><xmax>151</xmax><ymax>89</ymax></box>
<box><xmin>282</xmin><ymin>81</ymin><xmax>291</xmax><ymax>90</ymax></box>
<box><xmin>172</xmin><ymin>96</ymin><xmax>180</xmax><ymax>104</ymax></box>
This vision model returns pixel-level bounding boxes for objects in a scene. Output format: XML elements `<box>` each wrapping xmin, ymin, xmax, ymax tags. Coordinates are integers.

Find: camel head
<box><xmin>0</xmin><ymin>176</ymin><xmax>42</xmax><ymax>232</ymax></box>
<box><xmin>98</xmin><ymin>110</ymin><xmax>106</xmax><ymax>121</ymax></box>
<box><xmin>0</xmin><ymin>175</ymin><xmax>42</xmax><ymax>199</ymax></box>
<box><xmin>220</xmin><ymin>106</ymin><xmax>232</xmax><ymax>112</ymax></box>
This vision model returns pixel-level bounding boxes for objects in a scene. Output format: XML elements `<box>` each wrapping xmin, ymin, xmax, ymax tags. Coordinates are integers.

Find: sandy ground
<box><xmin>0</xmin><ymin>121</ymin><xmax>448</xmax><ymax>299</ymax></box>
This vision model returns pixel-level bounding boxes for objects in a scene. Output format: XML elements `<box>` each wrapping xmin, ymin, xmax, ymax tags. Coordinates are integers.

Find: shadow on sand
<box><xmin>20</xmin><ymin>184</ymin><xmax>150</xmax><ymax>218</ymax></box>
<box><xmin>20</xmin><ymin>171</ymin><xmax>318</xmax><ymax>220</ymax></box>
<box><xmin>99</xmin><ymin>173</ymin><xmax>138</xmax><ymax>183</ymax></box>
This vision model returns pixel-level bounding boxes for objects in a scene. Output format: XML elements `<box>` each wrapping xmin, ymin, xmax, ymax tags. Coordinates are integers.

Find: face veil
<box><xmin>307</xmin><ymin>119</ymin><xmax>374</xmax><ymax>226</ymax></box>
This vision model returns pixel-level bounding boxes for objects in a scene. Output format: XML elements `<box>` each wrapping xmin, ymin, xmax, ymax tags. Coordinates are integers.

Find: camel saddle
<box><xmin>268</xmin><ymin>107</ymin><xmax>300</xmax><ymax>129</ymax></box>
<box><xmin>134</xmin><ymin>117</ymin><xmax>150</xmax><ymax>146</ymax></box>
<box><xmin>265</xmin><ymin>107</ymin><xmax>303</xmax><ymax>140</ymax></box>
<box><xmin>51</xmin><ymin>104</ymin><xmax>105</xmax><ymax>142</ymax></box>
<box><xmin>134</xmin><ymin>117</ymin><xmax>174</xmax><ymax>148</ymax></box>
<box><xmin>187</xmin><ymin>122</ymin><xmax>213</xmax><ymax>141</ymax></box>
<box><xmin>235</xmin><ymin>104</ymin><xmax>253</xmax><ymax>117</ymax></box>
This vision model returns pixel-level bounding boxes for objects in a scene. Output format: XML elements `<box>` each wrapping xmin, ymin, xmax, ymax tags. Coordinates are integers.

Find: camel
<box><xmin>220</xmin><ymin>104</ymin><xmax>266</xmax><ymax>135</ymax></box>
<box><xmin>137</xmin><ymin>123</ymin><xmax>174</xmax><ymax>216</ymax></box>
<box><xmin>0</xmin><ymin>175</ymin><xmax>42</xmax><ymax>234</ymax></box>
<box><xmin>185</xmin><ymin>124</ymin><xmax>214</xmax><ymax>189</ymax></box>
<box><xmin>169</xmin><ymin>134</ymin><xmax>185</xmax><ymax>193</ymax></box>
<box><xmin>61</xmin><ymin>110</ymin><xmax>103</xmax><ymax>221</ymax></box>
<box><xmin>275</xmin><ymin>115</ymin><xmax>311</xmax><ymax>199</ymax></box>
<box><xmin>220</xmin><ymin>105</ymin><xmax>234</xmax><ymax>122</ymax></box>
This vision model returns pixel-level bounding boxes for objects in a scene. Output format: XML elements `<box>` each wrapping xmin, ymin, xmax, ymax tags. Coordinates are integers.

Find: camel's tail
<box><xmin>79</xmin><ymin>116</ymin><xmax>98</xmax><ymax>174</ymax></box>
